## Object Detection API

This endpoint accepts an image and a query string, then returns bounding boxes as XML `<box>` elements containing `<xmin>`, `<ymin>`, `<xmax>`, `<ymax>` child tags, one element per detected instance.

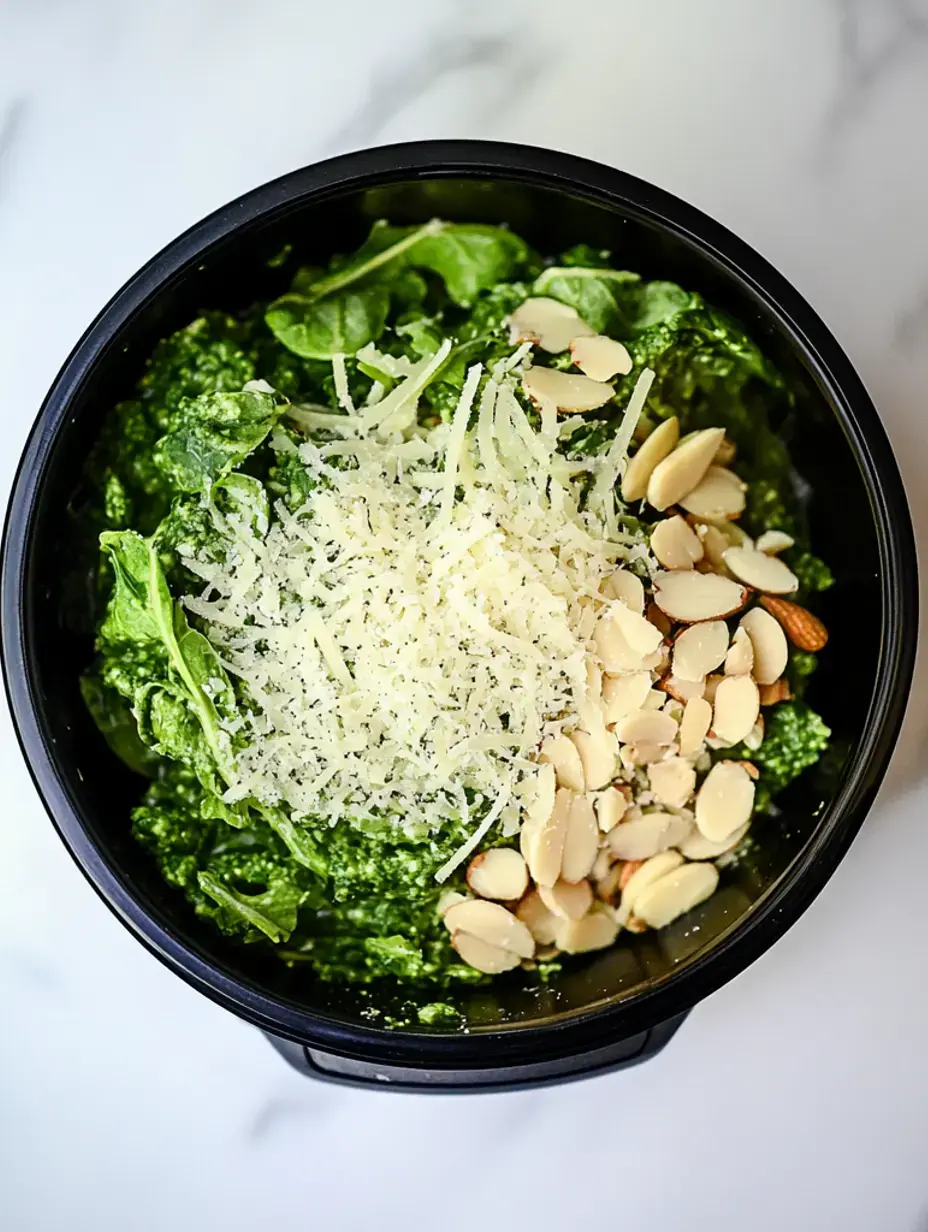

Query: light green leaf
<box><xmin>265</xmin><ymin>286</ymin><xmax>390</xmax><ymax>359</ymax></box>
<box><xmin>154</xmin><ymin>388</ymin><xmax>283</xmax><ymax>494</ymax></box>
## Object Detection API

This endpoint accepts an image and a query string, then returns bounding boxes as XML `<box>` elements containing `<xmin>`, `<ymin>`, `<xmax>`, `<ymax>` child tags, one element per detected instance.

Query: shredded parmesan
<box><xmin>182</xmin><ymin>353</ymin><xmax>651</xmax><ymax>873</ymax></box>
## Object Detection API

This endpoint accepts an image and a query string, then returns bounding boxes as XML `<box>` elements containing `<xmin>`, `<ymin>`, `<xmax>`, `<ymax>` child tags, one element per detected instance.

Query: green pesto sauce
<box><xmin>79</xmin><ymin>222</ymin><xmax>834</xmax><ymax>992</ymax></box>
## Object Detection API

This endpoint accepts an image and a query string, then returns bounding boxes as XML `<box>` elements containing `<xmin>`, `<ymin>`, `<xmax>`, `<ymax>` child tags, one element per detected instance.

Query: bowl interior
<box><xmin>21</xmin><ymin>173</ymin><xmax>881</xmax><ymax>1035</ymax></box>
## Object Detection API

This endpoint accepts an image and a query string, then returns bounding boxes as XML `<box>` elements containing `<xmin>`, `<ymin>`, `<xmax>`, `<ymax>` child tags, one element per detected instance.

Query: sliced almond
<box><xmin>515</xmin><ymin>889</ymin><xmax>559</xmax><ymax>945</ymax></box>
<box><xmin>621</xmin><ymin>415</ymin><xmax>680</xmax><ymax>503</ymax></box>
<box><xmin>696</xmin><ymin>522</ymin><xmax>734</xmax><ymax>574</ymax></box>
<box><xmin>601</xmin><ymin>568</ymin><xmax>645</xmax><ymax>613</ymax></box>
<box><xmin>678</xmin><ymin>696</ymin><xmax>713</xmax><ymax>757</ymax></box>
<box><xmin>724</xmin><ymin>626</ymin><xmax>754</xmax><ymax>676</ymax></box>
<box><xmin>653</xmin><ymin>571</ymin><xmax>748</xmax><ymax>623</ymax></box>
<box><xmin>593</xmin><ymin>613</ymin><xmax>648</xmax><ymax>673</ymax></box>
<box><xmin>616</xmin><ymin>850</ymin><xmax>685</xmax><ymax>922</ymax></box>
<box><xmin>703</xmin><ymin>673</ymin><xmax>724</xmax><ymax>704</ymax></box>
<box><xmin>555</xmin><ymin>904</ymin><xmax>619</xmax><ymax>954</ymax></box>
<box><xmin>570</xmin><ymin>334</ymin><xmax>633</xmax><ymax>380</ymax></box>
<box><xmin>444</xmin><ymin>899</ymin><xmax>535</xmax><ymax>959</ymax></box>
<box><xmin>659</xmin><ymin>673</ymin><xmax>706</xmax><ymax>703</ymax></box>
<box><xmin>466</xmin><ymin>849</ymin><xmax>529</xmax><ymax>902</ymax></box>
<box><xmin>523</xmin><ymin>365</ymin><xmax>613</xmax><ymax>412</ymax></box>
<box><xmin>739</xmin><ymin>606</ymin><xmax>789</xmax><ymax>685</ymax></box>
<box><xmin>714</xmin><ymin>437</ymin><xmax>737</xmax><ymax>465</ymax></box>
<box><xmin>759</xmin><ymin>595</ymin><xmax>829</xmax><ymax>652</ymax></box>
<box><xmin>743</xmin><ymin>717</ymin><xmax>765</xmax><ymax>751</ymax></box>
<box><xmin>672</xmin><ymin>620</ymin><xmax>730</xmax><ymax>681</ymax></box>
<box><xmin>437</xmin><ymin>890</ymin><xmax>468</xmax><ymax>918</ymax></box>
<box><xmin>620</xmin><ymin>740</ymin><xmax>667</xmax><ymax>767</ymax></box>
<box><xmin>646</xmin><ymin>601</ymin><xmax>672</xmax><ymax>637</ymax></box>
<box><xmin>695</xmin><ymin>760</ymin><xmax>755</xmax><ymax>841</ymax></box>
<box><xmin>647</xmin><ymin>757</ymin><xmax>697</xmax><ymax>809</ymax></box>
<box><xmin>712</xmin><ymin>674</ymin><xmax>760</xmax><ymax>745</ymax></box>
<box><xmin>561</xmin><ymin>792</ymin><xmax>600</xmax><ymax>882</ymax></box>
<box><xmin>678</xmin><ymin>823</ymin><xmax>749</xmax><ymax>860</ymax></box>
<box><xmin>539</xmin><ymin>734</ymin><xmax>586</xmax><ymax>792</ymax></box>
<box><xmin>602</xmin><ymin>671</ymin><xmax>652</xmax><ymax>725</ymax></box>
<box><xmin>650</xmin><ymin>515</ymin><xmax>704</xmax><ymax>571</ymax></box>
<box><xmin>451</xmin><ymin>931</ymin><xmax>522</xmax><ymax>974</ymax></box>
<box><xmin>595</xmin><ymin>785</ymin><xmax>629</xmax><ymax>833</ymax></box>
<box><xmin>614</xmin><ymin>708</ymin><xmax>678</xmax><ymax>747</ymax></box>
<box><xmin>723</xmin><ymin>546</ymin><xmax>799</xmax><ymax>594</ymax></box>
<box><xmin>591</xmin><ymin>848</ymin><xmax>614</xmax><ymax>882</ymax></box>
<box><xmin>633</xmin><ymin>862</ymin><xmax>719</xmax><ymax>929</ymax></box>
<box><xmin>508</xmin><ymin>296</ymin><xmax>595</xmax><ymax>353</ymax></box>
<box><xmin>642</xmin><ymin>688</ymin><xmax>667</xmax><ymax>711</ymax></box>
<box><xmin>680</xmin><ymin>465</ymin><xmax>747</xmax><ymax>520</ymax></box>
<box><xmin>607</xmin><ymin>812</ymin><xmax>693</xmax><ymax>860</ymax></box>
<box><xmin>570</xmin><ymin>726</ymin><xmax>618</xmax><ymax>791</ymax></box>
<box><xmin>610</xmin><ymin>602</ymin><xmax>664</xmax><ymax>657</ymax></box>
<box><xmin>521</xmin><ymin>787</ymin><xmax>570</xmax><ymax>887</ymax></box>
<box><xmin>646</xmin><ymin>427</ymin><xmax>726</xmax><ymax>511</ymax></box>
<box><xmin>755</xmin><ymin>529</ymin><xmax>794</xmax><ymax>555</ymax></box>
<box><xmin>538</xmin><ymin>878</ymin><xmax>594</xmax><ymax>921</ymax></box>
<box><xmin>595</xmin><ymin>861</ymin><xmax>625</xmax><ymax>904</ymax></box>
<box><xmin>759</xmin><ymin>678</ymin><xmax>792</xmax><ymax>706</ymax></box>
<box><xmin>739</xmin><ymin>760</ymin><xmax>760</xmax><ymax>780</ymax></box>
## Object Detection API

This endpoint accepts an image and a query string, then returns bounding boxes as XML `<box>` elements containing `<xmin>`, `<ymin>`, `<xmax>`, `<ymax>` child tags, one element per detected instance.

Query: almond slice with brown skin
<box><xmin>466</xmin><ymin>848</ymin><xmax>529</xmax><ymax>901</ymax></box>
<box><xmin>647</xmin><ymin>601</ymin><xmax>672</xmax><ymax>637</ymax></box>
<box><xmin>570</xmin><ymin>726</ymin><xmax>618</xmax><ymax>791</ymax></box>
<box><xmin>678</xmin><ymin>822</ymin><xmax>750</xmax><ymax>860</ymax></box>
<box><xmin>610</xmin><ymin>602</ymin><xmax>664</xmax><ymax>657</ymax></box>
<box><xmin>570</xmin><ymin>334</ymin><xmax>633</xmax><ymax>380</ymax></box>
<box><xmin>539</xmin><ymin>878</ymin><xmax>594</xmax><ymax>921</ymax></box>
<box><xmin>616</xmin><ymin>850</ymin><xmax>685</xmax><ymax>923</ymax></box>
<box><xmin>695</xmin><ymin>760</ymin><xmax>755</xmax><ymax>841</ymax></box>
<box><xmin>561</xmin><ymin>792</ymin><xmax>600</xmax><ymax>882</ymax></box>
<box><xmin>658</xmin><ymin>673</ymin><xmax>706</xmax><ymax>704</ymax></box>
<box><xmin>759</xmin><ymin>678</ymin><xmax>792</xmax><ymax>706</ymax></box>
<box><xmin>678</xmin><ymin>695</ymin><xmax>713</xmax><ymax>756</ymax></box>
<box><xmin>621</xmin><ymin>416</ymin><xmax>680</xmax><ymax>503</ymax></box>
<box><xmin>711</xmin><ymin>674</ymin><xmax>760</xmax><ymax>744</ymax></box>
<box><xmin>680</xmin><ymin>465</ymin><xmax>747</xmax><ymax>520</ymax></box>
<box><xmin>522</xmin><ymin>365</ymin><xmax>613</xmax><ymax>412</ymax></box>
<box><xmin>723</xmin><ymin>546</ymin><xmax>799</xmax><ymax>594</ymax></box>
<box><xmin>606</xmin><ymin>811</ymin><xmax>693</xmax><ymax>860</ymax></box>
<box><xmin>601</xmin><ymin>568</ymin><xmax>645</xmax><ymax>613</ymax></box>
<box><xmin>554</xmin><ymin>904</ymin><xmax>619</xmax><ymax>954</ymax></box>
<box><xmin>653</xmin><ymin>571</ymin><xmax>748</xmax><ymax>623</ymax></box>
<box><xmin>650</xmin><ymin>515</ymin><xmax>704</xmax><ymax>571</ymax></box>
<box><xmin>614</xmin><ymin>708</ymin><xmax>678</xmax><ymax>747</ymax></box>
<box><xmin>759</xmin><ymin>595</ymin><xmax>829</xmax><ymax>652</ymax></box>
<box><xmin>633</xmin><ymin>862</ymin><xmax>719</xmax><ymax>929</ymax></box>
<box><xmin>724</xmin><ymin>626</ymin><xmax>754</xmax><ymax>676</ymax></box>
<box><xmin>739</xmin><ymin>606</ymin><xmax>789</xmax><ymax>684</ymax></box>
<box><xmin>508</xmin><ymin>296</ymin><xmax>595</xmax><ymax>353</ymax></box>
<box><xmin>595</xmin><ymin>785</ymin><xmax>629</xmax><ymax>832</ymax></box>
<box><xmin>646</xmin><ymin>427</ymin><xmax>727</xmax><ymax>511</ymax></box>
<box><xmin>647</xmin><ymin>757</ymin><xmax>697</xmax><ymax>809</ymax></box>
<box><xmin>602</xmin><ymin>671</ymin><xmax>653</xmax><ymax>725</ymax></box>
<box><xmin>438</xmin><ymin>890</ymin><xmax>468</xmax><ymax>920</ymax></box>
<box><xmin>515</xmin><ymin>889</ymin><xmax>559</xmax><ymax>945</ymax></box>
<box><xmin>521</xmin><ymin>786</ymin><xmax>570</xmax><ymax>887</ymax></box>
<box><xmin>539</xmin><ymin>734</ymin><xmax>586</xmax><ymax>792</ymax></box>
<box><xmin>451</xmin><ymin>932</ymin><xmax>522</xmax><ymax>974</ymax></box>
<box><xmin>444</xmin><ymin>899</ymin><xmax>535</xmax><ymax>959</ymax></box>
<box><xmin>755</xmin><ymin>529</ymin><xmax>795</xmax><ymax>555</ymax></box>
<box><xmin>672</xmin><ymin>620</ymin><xmax>730</xmax><ymax>681</ymax></box>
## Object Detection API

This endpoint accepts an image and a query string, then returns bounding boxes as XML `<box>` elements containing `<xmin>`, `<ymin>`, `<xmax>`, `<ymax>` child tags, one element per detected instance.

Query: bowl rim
<box><xmin>1</xmin><ymin>139</ymin><xmax>917</xmax><ymax>1068</ymax></box>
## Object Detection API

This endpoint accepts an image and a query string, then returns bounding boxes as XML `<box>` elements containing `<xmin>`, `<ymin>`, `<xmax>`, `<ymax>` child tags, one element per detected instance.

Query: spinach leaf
<box><xmin>407</xmin><ymin>224</ymin><xmax>529</xmax><ymax>307</ymax></box>
<box><xmin>153</xmin><ymin>387</ymin><xmax>283</xmax><ymax>493</ymax></box>
<box><xmin>534</xmin><ymin>266</ymin><xmax>695</xmax><ymax>336</ymax></box>
<box><xmin>80</xmin><ymin>672</ymin><xmax>161</xmax><ymax>777</ymax></box>
<box><xmin>264</xmin><ymin>286</ymin><xmax>391</xmax><ymax>360</ymax></box>
<box><xmin>98</xmin><ymin>530</ymin><xmax>236</xmax><ymax>787</ymax></box>
<box><xmin>197</xmin><ymin>870</ymin><xmax>304</xmax><ymax>943</ymax></box>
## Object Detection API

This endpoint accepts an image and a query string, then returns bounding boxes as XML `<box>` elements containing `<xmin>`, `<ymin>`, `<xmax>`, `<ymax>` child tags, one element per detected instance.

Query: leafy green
<box><xmin>534</xmin><ymin>267</ymin><xmax>695</xmax><ymax>337</ymax></box>
<box><xmin>197</xmin><ymin>870</ymin><xmax>303</xmax><ymax>943</ymax></box>
<box><xmin>746</xmin><ymin>701</ymin><xmax>831</xmax><ymax>800</ymax></box>
<box><xmin>264</xmin><ymin>287</ymin><xmax>391</xmax><ymax>360</ymax></box>
<box><xmin>153</xmin><ymin>387</ymin><xmax>284</xmax><ymax>493</ymax></box>
<box><xmin>80</xmin><ymin>672</ymin><xmax>160</xmax><ymax>777</ymax></box>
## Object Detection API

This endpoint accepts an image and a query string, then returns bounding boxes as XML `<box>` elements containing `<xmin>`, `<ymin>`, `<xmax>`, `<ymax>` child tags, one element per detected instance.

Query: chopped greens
<box><xmin>80</xmin><ymin>219</ymin><xmax>833</xmax><ymax>994</ymax></box>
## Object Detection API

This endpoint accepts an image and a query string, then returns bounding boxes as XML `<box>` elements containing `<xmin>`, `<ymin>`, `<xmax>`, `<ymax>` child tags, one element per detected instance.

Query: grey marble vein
<box><xmin>0</xmin><ymin>97</ymin><xmax>26</xmax><ymax>203</ymax></box>
<box><xmin>323</xmin><ymin>24</ymin><xmax>535</xmax><ymax>154</ymax></box>
<box><xmin>824</xmin><ymin>0</ymin><xmax>928</xmax><ymax>147</ymax></box>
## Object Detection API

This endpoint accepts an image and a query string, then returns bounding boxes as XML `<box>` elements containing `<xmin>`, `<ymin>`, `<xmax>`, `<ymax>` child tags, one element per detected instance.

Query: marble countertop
<box><xmin>3</xmin><ymin>1</ymin><xmax>928</xmax><ymax>1229</ymax></box>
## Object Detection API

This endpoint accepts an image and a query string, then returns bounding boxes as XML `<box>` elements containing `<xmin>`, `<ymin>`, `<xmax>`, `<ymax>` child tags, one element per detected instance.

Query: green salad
<box><xmin>81</xmin><ymin>219</ymin><xmax>832</xmax><ymax>989</ymax></box>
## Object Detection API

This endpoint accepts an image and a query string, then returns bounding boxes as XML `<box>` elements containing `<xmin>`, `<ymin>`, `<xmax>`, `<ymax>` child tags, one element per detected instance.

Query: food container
<box><xmin>1</xmin><ymin>141</ymin><xmax>916</xmax><ymax>1091</ymax></box>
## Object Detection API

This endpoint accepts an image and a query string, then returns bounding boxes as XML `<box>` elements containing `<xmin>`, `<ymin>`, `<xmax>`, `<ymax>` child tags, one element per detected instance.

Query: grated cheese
<box><xmin>182</xmin><ymin>354</ymin><xmax>653</xmax><ymax>874</ymax></box>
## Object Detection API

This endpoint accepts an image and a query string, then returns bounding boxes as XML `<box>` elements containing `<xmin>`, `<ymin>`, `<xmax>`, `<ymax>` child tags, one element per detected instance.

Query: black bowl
<box><xmin>1</xmin><ymin>141</ymin><xmax>916</xmax><ymax>1091</ymax></box>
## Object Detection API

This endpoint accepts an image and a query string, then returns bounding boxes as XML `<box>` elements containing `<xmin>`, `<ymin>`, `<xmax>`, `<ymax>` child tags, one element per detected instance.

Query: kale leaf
<box><xmin>743</xmin><ymin>701</ymin><xmax>831</xmax><ymax>801</ymax></box>
<box><xmin>153</xmin><ymin>387</ymin><xmax>284</xmax><ymax>493</ymax></box>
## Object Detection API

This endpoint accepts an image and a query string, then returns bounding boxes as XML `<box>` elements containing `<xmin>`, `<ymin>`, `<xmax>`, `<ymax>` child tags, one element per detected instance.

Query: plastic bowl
<box><xmin>1</xmin><ymin>141</ymin><xmax>917</xmax><ymax>1089</ymax></box>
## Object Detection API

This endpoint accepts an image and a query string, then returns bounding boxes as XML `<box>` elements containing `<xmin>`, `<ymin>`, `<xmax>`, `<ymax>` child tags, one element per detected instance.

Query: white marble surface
<box><xmin>3</xmin><ymin>1</ymin><xmax>928</xmax><ymax>1228</ymax></box>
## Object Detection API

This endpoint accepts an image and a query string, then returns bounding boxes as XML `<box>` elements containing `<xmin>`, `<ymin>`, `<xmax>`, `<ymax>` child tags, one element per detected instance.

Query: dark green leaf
<box><xmin>534</xmin><ymin>266</ymin><xmax>695</xmax><ymax>337</ymax></box>
<box><xmin>80</xmin><ymin>672</ymin><xmax>160</xmax><ymax>777</ymax></box>
<box><xmin>265</xmin><ymin>287</ymin><xmax>390</xmax><ymax>359</ymax></box>
<box><xmin>154</xmin><ymin>388</ymin><xmax>283</xmax><ymax>493</ymax></box>
<box><xmin>407</xmin><ymin>224</ymin><xmax>529</xmax><ymax>306</ymax></box>
<box><xmin>197</xmin><ymin>870</ymin><xmax>303</xmax><ymax>942</ymax></box>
